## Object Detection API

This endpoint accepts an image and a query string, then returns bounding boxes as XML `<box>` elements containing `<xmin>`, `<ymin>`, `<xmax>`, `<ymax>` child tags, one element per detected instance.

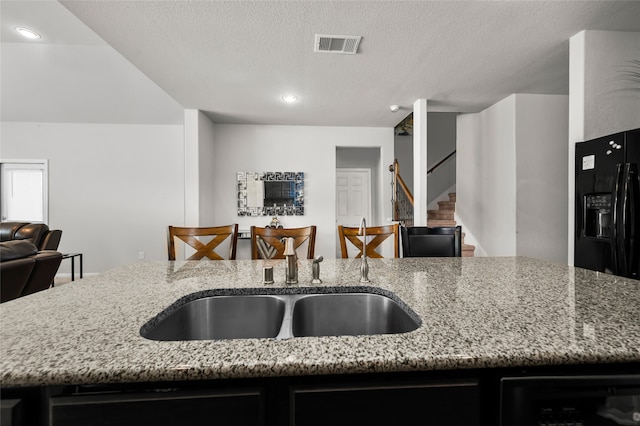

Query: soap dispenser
<box><xmin>284</xmin><ymin>237</ymin><xmax>298</xmax><ymax>285</ymax></box>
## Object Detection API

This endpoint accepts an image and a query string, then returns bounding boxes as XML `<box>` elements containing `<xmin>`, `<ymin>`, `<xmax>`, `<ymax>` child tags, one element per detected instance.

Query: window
<box><xmin>0</xmin><ymin>160</ymin><xmax>48</xmax><ymax>223</ymax></box>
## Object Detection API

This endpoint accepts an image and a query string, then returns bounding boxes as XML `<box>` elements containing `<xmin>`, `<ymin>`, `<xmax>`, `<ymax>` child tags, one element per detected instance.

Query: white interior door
<box><xmin>336</xmin><ymin>168</ymin><xmax>371</xmax><ymax>257</ymax></box>
<box><xmin>1</xmin><ymin>160</ymin><xmax>48</xmax><ymax>223</ymax></box>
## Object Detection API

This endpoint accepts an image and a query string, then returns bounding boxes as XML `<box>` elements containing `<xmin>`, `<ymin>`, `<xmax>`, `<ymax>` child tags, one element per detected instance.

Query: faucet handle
<box><xmin>284</xmin><ymin>237</ymin><xmax>296</xmax><ymax>256</ymax></box>
<box><xmin>311</xmin><ymin>255</ymin><xmax>323</xmax><ymax>284</ymax></box>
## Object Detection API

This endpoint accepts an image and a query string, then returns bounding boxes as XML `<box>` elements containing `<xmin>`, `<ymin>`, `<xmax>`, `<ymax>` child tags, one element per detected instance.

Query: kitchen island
<box><xmin>1</xmin><ymin>257</ymin><xmax>639</xmax><ymax>425</ymax></box>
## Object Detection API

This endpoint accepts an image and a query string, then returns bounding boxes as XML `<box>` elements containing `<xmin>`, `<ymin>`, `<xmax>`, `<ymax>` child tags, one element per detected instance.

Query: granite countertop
<box><xmin>1</xmin><ymin>257</ymin><xmax>639</xmax><ymax>388</ymax></box>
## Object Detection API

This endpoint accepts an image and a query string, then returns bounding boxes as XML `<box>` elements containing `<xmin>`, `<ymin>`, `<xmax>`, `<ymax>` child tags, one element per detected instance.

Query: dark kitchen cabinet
<box><xmin>290</xmin><ymin>378</ymin><xmax>480</xmax><ymax>426</ymax></box>
<box><xmin>49</xmin><ymin>387</ymin><xmax>265</xmax><ymax>426</ymax></box>
<box><xmin>5</xmin><ymin>364</ymin><xmax>636</xmax><ymax>426</ymax></box>
<box><xmin>0</xmin><ymin>399</ymin><xmax>23</xmax><ymax>426</ymax></box>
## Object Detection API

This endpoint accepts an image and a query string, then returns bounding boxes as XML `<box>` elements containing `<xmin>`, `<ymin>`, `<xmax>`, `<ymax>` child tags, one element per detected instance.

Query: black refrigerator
<box><xmin>575</xmin><ymin>128</ymin><xmax>639</xmax><ymax>280</ymax></box>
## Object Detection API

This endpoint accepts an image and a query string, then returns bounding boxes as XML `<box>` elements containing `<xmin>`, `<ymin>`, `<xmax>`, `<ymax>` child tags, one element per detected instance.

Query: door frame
<box><xmin>0</xmin><ymin>159</ymin><xmax>49</xmax><ymax>224</ymax></box>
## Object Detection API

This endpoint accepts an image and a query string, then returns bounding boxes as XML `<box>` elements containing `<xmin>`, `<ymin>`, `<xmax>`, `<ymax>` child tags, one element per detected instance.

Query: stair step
<box><xmin>427</xmin><ymin>219</ymin><xmax>457</xmax><ymax>227</ymax></box>
<box><xmin>437</xmin><ymin>201</ymin><xmax>455</xmax><ymax>210</ymax></box>
<box><xmin>427</xmin><ymin>209</ymin><xmax>454</xmax><ymax>220</ymax></box>
<box><xmin>427</xmin><ymin>192</ymin><xmax>475</xmax><ymax>256</ymax></box>
<box><xmin>462</xmin><ymin>249</ymin><xmax>475</xmax><ymax>257</ymax></box>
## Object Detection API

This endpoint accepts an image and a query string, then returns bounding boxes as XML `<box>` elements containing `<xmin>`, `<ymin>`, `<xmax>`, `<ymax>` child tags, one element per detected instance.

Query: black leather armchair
<box><xmin>1</xmin><ymin>240</ymin><xmax>63</xmax><ymax>303</ymax></box>
<box><xmin>0</xmin><ymin>222</ymin><xmax>62</xmax><ymax>250</ymax></box>
<box><xmin>1</xmin><ymin>222</ymin><xmax>64</xmax><ymax>303</ymax></box>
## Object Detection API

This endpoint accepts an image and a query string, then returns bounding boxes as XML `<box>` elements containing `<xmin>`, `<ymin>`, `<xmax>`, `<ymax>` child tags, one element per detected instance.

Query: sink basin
<box><xmin>291</xmin><ymin>293</ymin><xmax>419</xmax><ymax>337</ymax></box>
<box><xmin>141</xmin><ymin>288</ymin><xmax>420</xmax><ymax>341</ymax></box>
<box><xmin>141</xmin><ymin>295</ymin><xmax>286</xmax><ymax>341</ymax></box>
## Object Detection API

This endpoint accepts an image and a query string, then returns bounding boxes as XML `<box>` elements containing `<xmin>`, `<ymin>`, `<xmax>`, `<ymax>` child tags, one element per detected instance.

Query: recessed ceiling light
<box><xmin>281</xmin><ymin>94</ymin><xmax>299</xmax><ymax>103</ymax></box>
<box><xmin>16</xmin><ymin>27</ymin><xmax>41</xmax><ymax>39</ymax></box>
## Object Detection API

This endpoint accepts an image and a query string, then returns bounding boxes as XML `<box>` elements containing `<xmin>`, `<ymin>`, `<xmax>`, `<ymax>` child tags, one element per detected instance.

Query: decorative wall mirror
<box><xmin>237</xmin><ymin>171</ymin><xmax>304</xmax><ymax>216</ymax></box>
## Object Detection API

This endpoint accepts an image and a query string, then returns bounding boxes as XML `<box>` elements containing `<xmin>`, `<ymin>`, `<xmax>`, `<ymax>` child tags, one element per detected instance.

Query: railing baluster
<box><xmin>390</xmin><ymin>149</ymin><xmax>455</xmax><ymax>226</ymax></box>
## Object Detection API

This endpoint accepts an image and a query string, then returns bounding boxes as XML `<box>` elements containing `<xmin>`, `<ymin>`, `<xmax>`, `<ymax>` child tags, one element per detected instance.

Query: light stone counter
<box><xmin>1</xmin><ymin>257</ymin><xmax>639</xmax><ymax>388</ymax></box>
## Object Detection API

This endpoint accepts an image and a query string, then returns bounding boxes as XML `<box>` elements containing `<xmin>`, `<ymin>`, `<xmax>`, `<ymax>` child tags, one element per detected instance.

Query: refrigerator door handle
<box><xmin>611</xmin><ymin>164</ymin><xmax>624</xmax><ymax>275</ymax></box>
<box><xmin>617</xmin><ymin>163</ymin><xmax>639</xmax><ymax>278</ymax></box>
<box><xmin>626</xmin><ymin>163</ymin><xmax>639</xmax><ymax>278</ymax></box>
<box><xmin>618</xmin><ymin>164</ymin><xmax>631</xmax><ymax>277</ymax></box>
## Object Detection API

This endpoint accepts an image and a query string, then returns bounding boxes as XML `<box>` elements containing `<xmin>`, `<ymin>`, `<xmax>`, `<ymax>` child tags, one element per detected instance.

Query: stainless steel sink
<box><xmin>141</xmin><ymin>295</ymin><xmax>286</xmax><ymax>341</ymax></box>
<box><xmin>291</xmin><ymin>293</ymin><xmax>419</xmax><ymax>337</ymax></box>
<box><xmin>141</xmin><ymin>289</ymin><xmax>420</xmax><ymax>341</ymax></box>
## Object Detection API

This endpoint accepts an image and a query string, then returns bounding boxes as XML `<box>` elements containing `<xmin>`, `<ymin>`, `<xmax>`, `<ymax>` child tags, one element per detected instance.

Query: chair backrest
<box><xmin>338</xmin><ymin>223</ymin><xmax>399</xmax><ymax>258</ymax></box>
<box><xmin>250</xmin><ymin>226</ymin><xmax>316</xmax><ymax>259</ymax></box>
<box><xmin>14</xmin><ymin>223</ymin><xmax>49</xmax><ymax>248</ymax></box>
<box><xmin>1</xmin><ymin>222</ymin><xmax>62</xmax><ymax>250</ymax></box>
<box><xmin>401</xmin><ymin>226</ymin><xmax>462</xmax><ymax>257</ymax></box>
<box><xmin>0</xmin><ymin>222</ymin><xmax>29</xmax><ymax>242</ymax></box>
<box><xmin>167</xmin><ymin>224</ymin><xmax>239</xmax><ymax>260</ymax></box>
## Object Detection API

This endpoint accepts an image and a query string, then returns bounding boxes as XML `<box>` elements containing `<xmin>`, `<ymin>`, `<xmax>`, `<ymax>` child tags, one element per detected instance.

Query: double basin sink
<box><xmin>141</xmin><ymin>288</ymin><xmax>420</xmax><ymax>341</ymax></box>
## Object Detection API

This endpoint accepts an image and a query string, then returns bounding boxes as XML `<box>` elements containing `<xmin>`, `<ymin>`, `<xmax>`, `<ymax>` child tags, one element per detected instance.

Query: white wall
<box><xmin>394</xmin><ymin>112</ymin><xmax>457</xmax><ymax>205</ymax></box>
<box><xmin>184</xmin><ymin>110</ymin><xmax>200</xmax><ymax>226</ymax></box>
<box><xmin>198</xmin><ymin>112</ymin><xmax>218</xmax><ymax>225</ymax></box>
<box><xmin>394</xmin><ymin>134</ymin><xmax>413</xmax><ymax>192</ymax></box>
<box><xmin>568</xmin><ymin>30</ymin><xmax>640</xmax><ymax>264</ymax></box>
<box><xmin>209</xmin><ymin>124</ymin><xmax>394</xmax><ymax>259</ymax></box>
<box><xmin>0</xmin><ymin>122</ymin><xmax>185</xmax><ymax>273</ymax></box>
<box><xmin>457</xmin><ymin>94</ymin><xmax>569</xmax><ymax>261</ymax></box>
<box><xmin>1</xmin><ymin>43</ymin><xmax>184</xmax><ymax>125</ymax></box>
<box><xmin>515</xmin><ymin>94</ymin><xmax>569</xmax><ymax>263</ymax></box>
<box><xmin>413</xmin><ymin>99</ymin><xmax>428</xmax><ymax>226</ymax></box>
<box><xmin>583</xmin><ymin>31</ymin><xmax>640</xmax><ymax>140</ymax></box>
<box><xmin>457</xmin><ymin>95</ymin><xmax>517</xmax><ymax>256</ymax></box>
<box><xmin>183</xmin><ymin>109</ymin><xmax>218</xmax><ymax>227</ymax></box>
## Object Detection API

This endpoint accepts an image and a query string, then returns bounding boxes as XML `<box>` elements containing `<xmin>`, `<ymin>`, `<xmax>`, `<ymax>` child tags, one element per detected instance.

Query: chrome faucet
<box><xmin>358</xmin><ymin>217</ymin><xmax>370</xmax><ymax>283</ymax></box>
<box><xmin>284</xmin><ymin>237</ymin><xmax>298</xmax><ymax>284</ymax></box>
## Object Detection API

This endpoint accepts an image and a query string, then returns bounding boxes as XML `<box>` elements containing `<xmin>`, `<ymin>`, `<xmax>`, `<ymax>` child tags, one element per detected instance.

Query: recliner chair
<box><xmin>0</xmin><ymin>222</ymin><xmax>62</xmax><ymax>250</ymax></box>
<box><xmin>0</xmin><ymin>240</ymin><xmax>63</xmax><ymax>303</ymax></box>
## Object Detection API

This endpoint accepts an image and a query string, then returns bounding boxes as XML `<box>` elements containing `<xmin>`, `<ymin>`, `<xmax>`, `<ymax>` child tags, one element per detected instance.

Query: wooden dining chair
<box><xmin>338</xmin><ymin>223</ymin><xmax>399</xmax><ymax>258</ymax></box>
<box><xmin>250</xmin><ymin>226</ymin><xmax>316</xmax><ymax>260</ymax></box>
<box><xmin>167</xmin><ymin>224</ymin><xmax>239</xmax><ymax>260</ymax></box>
<box><xmin>401</xmin><ymin>226</ymin><xmax>462</xmax><ymax>257</ymax></box>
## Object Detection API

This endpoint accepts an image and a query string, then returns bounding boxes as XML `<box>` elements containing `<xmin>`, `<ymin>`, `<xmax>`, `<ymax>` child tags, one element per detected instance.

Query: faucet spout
<box><xmin>358</xmin><ymin>218</ymin><xmax>370</xmax><ymax>283</ymax></box>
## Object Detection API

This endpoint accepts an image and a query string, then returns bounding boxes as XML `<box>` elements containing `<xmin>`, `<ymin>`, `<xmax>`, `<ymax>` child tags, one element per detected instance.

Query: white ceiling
<box><xmin>0</xmin><ymin>0</ymin><xmax>184</xmax><ymax>125</ymax></box>
<box><xmin>2</xmin><ymin>1</ymin><xmax>640</xmax><ymax>127</ymax></box>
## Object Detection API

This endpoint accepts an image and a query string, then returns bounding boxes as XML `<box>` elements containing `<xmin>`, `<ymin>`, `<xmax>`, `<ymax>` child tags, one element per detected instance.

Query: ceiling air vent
<box><xmin>314</xmin><ymin>34</ymin><xmax>361</xmax><ymax>55</ymax></box>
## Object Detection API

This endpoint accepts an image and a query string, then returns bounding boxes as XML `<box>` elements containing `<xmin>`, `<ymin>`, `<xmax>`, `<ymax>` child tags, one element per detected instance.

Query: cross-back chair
<box><xmin>250</xmin><ymin>226</ymin><xmax>316</xmax><ymax>260</ymax></box>
<box><xmin>167</xmin><ymin>224</ymin><xmax>239</xmax><ymax>261</ymax></box>
<box><xmin>401</xmin><ymin>225</ymin><xmax>462</xmax><ymax>257</ymax></box>
<box><xmin>337</xmin><ymin>223</ymin><xmax>399</xmax><ymax>258</ymax></box>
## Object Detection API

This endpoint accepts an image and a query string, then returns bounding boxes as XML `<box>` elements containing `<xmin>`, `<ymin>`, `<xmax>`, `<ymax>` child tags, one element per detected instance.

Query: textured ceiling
<box><xmin>3</xmin><ymin>1</ymin><xmax>640</xmax><ymax>127</ymax></box>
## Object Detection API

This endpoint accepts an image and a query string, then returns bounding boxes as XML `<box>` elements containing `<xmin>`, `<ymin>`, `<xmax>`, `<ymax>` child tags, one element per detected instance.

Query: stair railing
<box><xmin>389</xmin><ymin>159</ymin><xmax>414</xmax><ymax>226</ymax></box>
<box><xmin>427</xmin><ymin>150</ymin><xmax>456</xmax><ymax>175</ymax></box>
<box><xmin>390</xmin><ymin>150</ymin><xmax>456</xmax><ymax>227</ymax></box>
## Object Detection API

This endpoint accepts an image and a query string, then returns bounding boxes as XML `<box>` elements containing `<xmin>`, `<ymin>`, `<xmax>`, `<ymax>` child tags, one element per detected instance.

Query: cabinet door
<box><xmin>50</xmin><ymin>387</ymin><xmax>264</xmax><ymax>426</ymax></box>
<box><xmin>291</xmin><ymin>378</ymin><xmax>479</xmax><ymax>426</ymax></box>
<box><xmin>0</xmin><ymin>399</ymin><xmax>23</xmax><ymax>426</ymax></box>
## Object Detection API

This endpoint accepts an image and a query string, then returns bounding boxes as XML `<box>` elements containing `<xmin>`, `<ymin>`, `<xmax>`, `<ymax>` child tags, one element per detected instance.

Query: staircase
<box><xmin>427</xmin><ymin>193</ymin><xmax>476</xmax><ymax>257</ymax></box>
